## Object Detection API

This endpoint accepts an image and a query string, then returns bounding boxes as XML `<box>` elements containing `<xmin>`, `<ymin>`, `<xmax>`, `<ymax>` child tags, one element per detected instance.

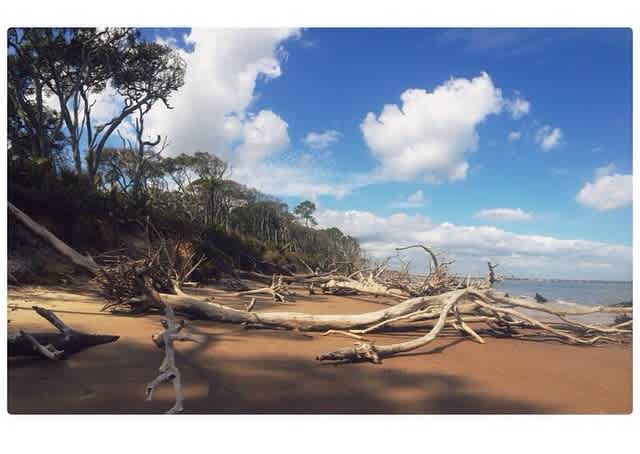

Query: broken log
<box><xmin>8</xmin><ymin>306</ymin><xmax>119</xmax><ymax>359</ymax></box>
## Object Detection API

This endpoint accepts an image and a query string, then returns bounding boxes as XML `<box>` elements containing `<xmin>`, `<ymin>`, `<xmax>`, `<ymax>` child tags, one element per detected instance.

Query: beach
<box><xmin>7</xmin><ymin>283</ymin><xmax>632</xmax><ymax>414</ymax></box>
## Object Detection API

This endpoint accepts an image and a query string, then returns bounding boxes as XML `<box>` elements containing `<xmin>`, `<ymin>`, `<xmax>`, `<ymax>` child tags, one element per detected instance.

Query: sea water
<box><xmin>493</xmin><ymin>279</ymin><xmax>632</xmax><ymax>306</ymax></box>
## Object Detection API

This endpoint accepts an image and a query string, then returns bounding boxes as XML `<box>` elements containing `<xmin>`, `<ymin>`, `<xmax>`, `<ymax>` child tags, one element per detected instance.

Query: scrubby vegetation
<box><xmin>8</xmin><ymin>27</ymin><xmax>364</xmax><ymax>282</ymax></box>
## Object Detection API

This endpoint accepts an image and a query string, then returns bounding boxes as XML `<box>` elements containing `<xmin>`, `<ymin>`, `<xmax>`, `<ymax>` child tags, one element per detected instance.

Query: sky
<box><xmin>120</xmin><ymin>28</ymin><xmax>633</xmax><ymax>280</ymax></box>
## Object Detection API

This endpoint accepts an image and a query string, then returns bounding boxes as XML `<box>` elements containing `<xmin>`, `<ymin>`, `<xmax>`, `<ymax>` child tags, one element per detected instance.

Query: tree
<box><xmin>293</xmin><ymin>200</ymin><xmax>317</xmax><ymax>227</ymax></box>
<box><xmin>161</xmin><ymin>152</ymin><xmax>230</xmax><ymax>226</ymax></box>
<box><xmin>7</xmin><ymin>28</ymin><xmax>185</xmax><ymax>178</ymax></box>
<box><xmin>7</xmin><ymin>30</ymin><xmax>67</xmax><ymax>170</ymax></box>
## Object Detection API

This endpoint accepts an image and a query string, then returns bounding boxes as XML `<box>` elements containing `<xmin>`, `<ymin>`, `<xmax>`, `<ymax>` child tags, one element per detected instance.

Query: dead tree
<box><xmin>9</xmin><ymin>202</ymin><xmax>633</xmax><ymax>367</ymax></box>
<box><xmin>487</xmin><ymin>262</ymin><xmax>499</xmax><ymax>285</ymax></box>
<box><xmin>9</xmin><ymin>306</ymin><xmax>119</xmax><ymax>359</ymax></box>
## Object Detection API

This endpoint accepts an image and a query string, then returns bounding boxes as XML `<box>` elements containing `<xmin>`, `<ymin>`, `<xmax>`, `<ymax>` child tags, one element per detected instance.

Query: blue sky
<box><xmin>132</xmin><ymin>28</ymin><xmax>632</xmax><ymax>280</ymax></box>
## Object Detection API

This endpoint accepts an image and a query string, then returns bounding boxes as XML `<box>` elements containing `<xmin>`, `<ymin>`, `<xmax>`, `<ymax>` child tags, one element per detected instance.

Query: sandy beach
<box><xmin>6</xmin><ymin>282</ymin><xmax>632</xmax><ymax>414</ymax></box>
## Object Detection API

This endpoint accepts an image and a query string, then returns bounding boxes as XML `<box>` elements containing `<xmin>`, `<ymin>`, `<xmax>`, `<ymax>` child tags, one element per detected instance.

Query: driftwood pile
<box><xmin>8</xmin><ymin>202</ymin><xmax>634</xmax><ymax>412</ymax></box>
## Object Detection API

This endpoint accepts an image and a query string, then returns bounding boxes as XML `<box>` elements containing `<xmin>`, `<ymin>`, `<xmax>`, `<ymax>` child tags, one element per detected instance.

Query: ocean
<box><xmin>493</xmin><ymin>279</ymin><xmax>632</xmax><ymax>307</ymax></box>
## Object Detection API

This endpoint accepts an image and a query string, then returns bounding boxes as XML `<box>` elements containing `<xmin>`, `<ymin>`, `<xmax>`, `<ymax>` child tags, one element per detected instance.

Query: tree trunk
<box><xmin>8</xmin><ymin>202</ymin><xmax>100</xmax><ymax>274</ymax></box>
<box><xmin>9</xmin><ymin>306</ymin><xmax>119</xmax><ymax>359</ymax></box>
<box><xmin>161</xmin><ymin>290</ymin><xmax>470</xmax><ymax>331</ymax></box>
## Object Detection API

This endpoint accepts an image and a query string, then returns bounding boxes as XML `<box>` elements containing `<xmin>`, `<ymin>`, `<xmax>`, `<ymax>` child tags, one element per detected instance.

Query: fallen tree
<box><xmin>9</xmin><ymin>306</ymin><xmax>119</xmax><ymax>359</ymax></box>
<box><xmin>9</xmin><ymin>201</ymin><xmax>633</xmax><ymax>369</ymax></box>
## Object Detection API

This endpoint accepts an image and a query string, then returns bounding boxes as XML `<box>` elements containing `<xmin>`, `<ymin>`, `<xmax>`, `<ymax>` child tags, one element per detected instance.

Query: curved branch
<box><xmin>317</xmin><ymin>290</ymin><xmax>467</xmax><ymax>362</ymax></box>
<box><xmin>396</xmin><ymin>244</ymin><xmax>439</xmax><ymax>272</ymax></box>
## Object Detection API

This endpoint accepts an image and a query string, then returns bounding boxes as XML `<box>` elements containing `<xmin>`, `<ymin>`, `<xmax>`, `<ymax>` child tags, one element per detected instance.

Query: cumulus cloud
<box><xmin>473</xmin><ymin>208</ymin><xmax>532</xmax><ymax>222</ymax></box>
<box><xmin>226</xmin><ymin>110</ymin><xmax>289</xmax><ymax>162</ymax></box>
<box><xmin>535</xmin><ymin>125</ymin><xmax>563</xmax><ymax>151</ymax></box>
<box><xmin>576</xmin><ymin>164</ymin><xmax>632</xmax><ymax>211</ymax></box>
<box><xmin>302</xmin><ymin>129</ymin><xmax>341</xmax><ymax>150</ymax></box>
<box><xmin>144</xmin><ymin>28</ymin><xmax>299</xmax><ymax>165</ymax></box>
<box><xmin>361</xmin><ymin>72</ymin><xmax>503</xmax><ymax>182</ymax></box>
<box><xmin>315</xmin><ymin>209</ymin><xmax>631</xmax><ymax>280</ymax></box>
<box><xmin>507</xmin><ymin>131</ymin><xmax>521</xmax><ymax>141</ymax></box>
<box><xmin>504</xmin><ymin>95</ymin><xmax>530</xmax><ymax>119</ymax></box>
<box><xmin>127</xmin><ymin>28</ymin><xmax>364</xmax><ymax>200</ymax></box>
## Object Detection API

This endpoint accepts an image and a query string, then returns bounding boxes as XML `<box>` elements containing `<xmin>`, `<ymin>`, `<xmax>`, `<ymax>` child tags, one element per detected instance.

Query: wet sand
<box><xmin>7</xmin><ymin>283</ymin><xmax>632</xmax><ymax>414</ymax></box>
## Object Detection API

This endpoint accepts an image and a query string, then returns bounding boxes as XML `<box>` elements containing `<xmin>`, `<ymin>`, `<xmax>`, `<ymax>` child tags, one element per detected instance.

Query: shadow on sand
<box><xmin>8</xmin><ymin>323</ymin><xmax>554</xmax><ymax>414</ymax></box>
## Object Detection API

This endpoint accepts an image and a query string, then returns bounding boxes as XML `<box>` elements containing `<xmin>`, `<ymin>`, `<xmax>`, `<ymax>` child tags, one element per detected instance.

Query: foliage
<box><xmin>294</xmin><ymin>200</ymin><xmax>317</xmax><ymax>227</ymax></box>
<box><xmin>7</xmin><ymin>27</ymin><xmax>364</xmax><ymax>280</ymax></box>
<box><xmin>7</xmin><ymin>27</ymin><xmax>185</xmax><ymax>177</ymax></box>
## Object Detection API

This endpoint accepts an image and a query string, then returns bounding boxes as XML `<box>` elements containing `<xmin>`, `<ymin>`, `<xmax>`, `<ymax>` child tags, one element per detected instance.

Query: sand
<box><xmin>7</xmin><ymin>283</ymin><xmax>632</xmax><ymax>414</ymax></box>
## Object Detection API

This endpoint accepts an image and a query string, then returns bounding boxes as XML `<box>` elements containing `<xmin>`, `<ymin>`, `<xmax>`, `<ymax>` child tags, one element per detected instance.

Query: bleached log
<box><xmin>163</xmin><ymin>290</ymin><xmax>469</xmax><ymax>331</ymax></box>
<box><xmin>317</xmin><ymin>290</ymin><xmax>467</xmax><ymax>363</ymax></box>
<box><xmin>321</xmin><ymin>277</ymin><xmax>408</xmax><ymax>299</ymax></box>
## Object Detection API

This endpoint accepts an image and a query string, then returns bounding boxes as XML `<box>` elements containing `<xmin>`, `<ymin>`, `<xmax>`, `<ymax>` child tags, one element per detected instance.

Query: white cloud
<box><xmin>473</xmin><ymin>208</ymin><xmax>532</xmax><ymax>222</ymax></box>
<box><xmin>144</xmin><ymin>28</ymin><xmax>299</xmax><ymax>165</ymax></box>
<box><xmin>576</xmin><ymin>164</ymin><xmax>632</xmax><ymax>211</ymax></box>
<box><xmin>302</xmin><ymin>129</ymin><xmax>341</xmax><ymax>150</ymax></box>
<box><xmin>507</xmin><ymin>131</ymin><xmax>521</xmax><ymax>141</ymax></box>
<box><xmin>361</xmin><ymin>72</ymin><xmax>503</xmax><ymax>182</ymax></box>
<box><xmin>504</xmin><ymin>95</ymin><xmax>530</xmax><ymax>119</ymax></box>
<box><xmin>315</xmin><ymin>209</ymin><xmax>631</xmax><ymax>280</ymax></box>
<box><xmin>228</xmin><ymin>110</ymin><xmax>289</xmax><ymax>162</ymax></box>
<box><xmin>132</xmin><ymin>28</ymin><xmax>359</xmax><ymax>200</ymax></box>
<box><xmin>230</xmin><ymin>164</ymin><xmax>354</xmax><ymax>200</ymax></box>
<box><xmin>535</xmin><ymin>125</ymin><xmax>563</xmax><ymax>151</ymax></box>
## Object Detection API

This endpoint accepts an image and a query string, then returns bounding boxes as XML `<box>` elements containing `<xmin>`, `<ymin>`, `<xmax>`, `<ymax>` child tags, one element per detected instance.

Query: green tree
<box><xmin>294</xmin><ymin>200</ymin><xmax>317</xmax><ymax>227</ymax></box>
<box><xmin>7</xmin><ymin>28</ymin><xmax>185</xmax><ymax>178</ymax></box>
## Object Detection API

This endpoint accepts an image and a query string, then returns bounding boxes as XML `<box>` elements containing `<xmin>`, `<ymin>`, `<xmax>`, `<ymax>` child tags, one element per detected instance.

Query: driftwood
<box><xmin>317</xmin><ymin>288</ymin><xmax>632</xmax><ymax>363</ymax></box>
<box><xmin>8</xmin><ymin>306</ymin><xmax>119</xmax><ymax>359</ymax></box>
<box><xmin>9</xmin><ymin>202</ymin><xmax>634</xmax><ymax>368</ymax></box>
<box><xmin>140</xmin><ymin>273</ymin><xmax>204</xmax><ymax>414</ymax></box>
<box><xmin>317</xmin><ymin>290</ymin><xmax>467</xmax><ymax>363</ymax></box>
<box><xmin>234</xmin><ymin>274</ymin><xmax>291</xmax><ymax>303</ymax></box>
<box><xmin>161</xmin><ymin>291</ymin><xmax>474</xmax><ymax>331</ymax></box>
<box><xmin>146</xmin><ymin>302</ymin><xmax>203</xmax><ymax>414</ymax></box>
